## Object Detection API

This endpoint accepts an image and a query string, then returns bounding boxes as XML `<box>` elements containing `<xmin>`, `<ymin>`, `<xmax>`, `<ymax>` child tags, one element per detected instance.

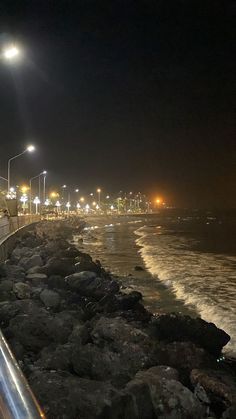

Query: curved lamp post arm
<box><xmin>7</xmin><ymin>150</ymin><xmax>27</xmax><ymax>192</ymax></box>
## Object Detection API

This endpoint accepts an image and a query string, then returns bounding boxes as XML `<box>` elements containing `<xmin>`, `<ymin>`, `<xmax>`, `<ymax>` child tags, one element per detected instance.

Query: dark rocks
<box><xmin>41</xmin><ymin>257</ymin><xmax>76</xmax><ymax>276</ymax></box>
<box><xmin>8</xmin><ymin>311</ymin><xmax>54</xmax><ymax>352</ymax></box>
<box><xmin>0</xmin><ymin>219</ymin><xmax>234</xmax><ymax>419</ymax></box>
<box><xmin>150</xmin><ymin>313</ymin><xmax>230</xmax><ymax>356</ymax></box>
<box><xmin>13</xmin><ymin>282</ymin><xmax>31</xmax><ymax>299</ymax></box>
<box><xmin>18</xmin><ymin>254</ymin><xmax>43</xmax><ymax>271</ymax></box>
<box><xmin>191</xmin><ymin>369</ymin><xmax>236</xmax><ymax>408</ymax></box>
<box><xmin>134</xmin><ymin>265</ymin><xmax>145</xmax><ymax>271</ymax></box>
<box><xmin>29</xmin><ymin>370</ymin><xmax>134</xmax><ymax>419</ymax></box>
<box><xmin>126</xmin><ymin>367</ymin><xmax>206</xmax><ymax>418</ymax></box>
<box><xmin>75</xmin><ymin>259</ymin><xmax>101</xmax><ymax>274</ymax></box>
<box><xmin>40</xmin><ymin>289</ymin><xmax>61</xmax><ymax>308</ymax></box>
<box><xmin>66</xmin><ymin>271</ymin><xmax>119</xmax><ymax>299</ymax></box>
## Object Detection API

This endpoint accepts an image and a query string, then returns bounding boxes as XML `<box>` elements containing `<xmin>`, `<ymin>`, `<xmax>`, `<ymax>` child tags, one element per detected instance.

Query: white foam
<box><xmin>135</xmin><ymin>226</ymin><xmax>236</xmax><ymax>354</ymax></box>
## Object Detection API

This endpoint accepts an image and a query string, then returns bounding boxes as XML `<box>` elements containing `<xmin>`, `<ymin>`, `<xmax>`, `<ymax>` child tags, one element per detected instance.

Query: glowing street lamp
<box><xmin>8</xmin><ymin>145</ymin><xmax>35</xmax><ymax>192</ymax></box>
<box><xmin>33</xmin><ymin>196</ymin><xmax>40</xmax><ymax>214</ymax></box>
<box><xmin>80</xmin><ymin>197</ymin><xmax>85</xmax><ymax>203</ymax></box>
<box><xmin>3</xmin><ymin>45</ymin><xmax>20</xmax><ymax>61</ymax></box>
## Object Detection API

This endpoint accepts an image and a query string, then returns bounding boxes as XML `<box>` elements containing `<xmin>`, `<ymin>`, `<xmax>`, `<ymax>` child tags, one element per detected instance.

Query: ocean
<box><xmin>76</xmin><ymin>210</ymin><xmax>236</xmax><ymax>356</ymax></box>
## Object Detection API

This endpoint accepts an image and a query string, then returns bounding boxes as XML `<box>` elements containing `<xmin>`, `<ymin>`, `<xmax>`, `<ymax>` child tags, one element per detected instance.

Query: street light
<box><xmin>8</xmin><ymin>145</ymin><xmax>35</xmax><ymax>192</ymax></box>
<box><xmin>97</xmin><ymin>188</ymin><xmax>101</xmax><ymax>206</ymax></box>
<box><xmin>29</xmin><ymin>170</ymin><xmax>46</xmax><ymax>214</ymax></box>
<box><xmin>2</xmin><ymin>45</ymin><xmax>20</xmax><ymax>61</ymax></box>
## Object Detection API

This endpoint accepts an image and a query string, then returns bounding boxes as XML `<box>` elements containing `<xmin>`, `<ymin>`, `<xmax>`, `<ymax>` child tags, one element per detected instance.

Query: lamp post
<box><xmin>97</xmin><ymin>188</ymin><xmax>101</xmax><ymax>207</ymax></box>
<box><xmin>33</xmin><ymin>197</ymin><xmax>40</xmax><ymax>215</ymax></box>
<box><xmin>8</xmin><ymin>145</ymin><xmax>35</xmax><ymax>192</ymax></box>
<box><xmin>29</xmin><ymin>170</ymin><xmax>46</xmax><ymax>215</ymax></box>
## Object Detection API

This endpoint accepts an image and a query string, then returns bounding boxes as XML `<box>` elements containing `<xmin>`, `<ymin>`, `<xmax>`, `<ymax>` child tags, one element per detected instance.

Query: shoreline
<box><xmin>0</xmin><ymin>219</ymin><xmax>235</xmax><ymax>418</ymax></box>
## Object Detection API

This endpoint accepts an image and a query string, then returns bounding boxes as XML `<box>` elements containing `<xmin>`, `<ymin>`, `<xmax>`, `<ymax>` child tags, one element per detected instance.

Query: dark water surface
<box><xmin>74</xmin><ymin>210</ymin><xmax>236</xmax><ymax>355</ymax></box>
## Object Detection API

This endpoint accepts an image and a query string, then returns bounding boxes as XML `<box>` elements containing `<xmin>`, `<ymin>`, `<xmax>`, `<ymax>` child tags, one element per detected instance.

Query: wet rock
<box><xmin>134</xmin><ymin>265</ymin><xmax>145</xmax><ymax>271</ymax></box>
<box><xmin>11</xmin><ymin>246</ymin><xmax>34</xmax><ymax>261</ymax></box>
<box><xmin>66</xmin><ymin>271</ymin><xmax>119</xmax><ymax>299</ymax></box>
<box><xmin>154</xmin><ymin>341</ymin><xmax>211</xmax><ymax>377</ymax></box>
<box><xmin>40</xmin><ymin>289</ymin><xmax>61</xmax><ymax>308</ymax></box>
<box><xmin>47</xmin><ymin>275</ymin><xmax>67</xmax><ymax>290</ymax></box>
<box><xmin>19</xmin><ymin>254</ymin><xmax>43</xmax><ymax>271</ymax></box>
<box><xmin>191</xmin><ymin>369</ymin><xmax>236</xmax><ymax>407</ymax></box>
<box><xmin>126</xmin><ymin>367</ymin><xmax>206</xmax><ymax>418</ymax></box>
<box><xmin>150</xmin><ymin>313</ymin><xmax>230</xmax><ymax>355</ymax></box>
<box><xmin>29</xmin><ymin>370</ymin><xmax>134</xmax><ymax>419</ymax></box>
<box><xmin>75</xmin><ymin>260</ymin><xmax>101</xmax><ymax>274</ymax></box>
<box><xmin>37</xmin><ymin>344</ymin><xmax>72</xmax><ymax>371</ymax></box>
<box><xmin>115</xmin><ymin>291</ymin><xmax>143</xmax><ymax>309</ymax></box>
<box><xmin>222</xmin><ymin>405</ymin><xmax>236</xmax><ymax>418</ymax></box>
<box><xmin>13</xmin><ymin>282</ymin><xmax>31</xmax><ymax>299</ymax></box>
<box><xmin>0</xmin><ymin>279</ymin><xmax>13</xmax><ymax>292</ymax></box>
<box><xmin>8</xmin><ymin>310</ymin><xmax>53</xmax><ymax>352</ymax></box>
<box><xmin>69</xmin><ymin>323</ymin><xmax>91</xmax><ymax>345</ymax></box>
<box><xmin>41</xmin><ymin>257</ymin><xmax>76</xmax><ymax>276</ymax></box>
<box><xmin>26</xmin><ymin>273</ymin><xmax>48</xmax><ymax>286</ymax></box>
<box><xmin>0</xmin><ymin>264</ymin><xmax>25</xmax><ymax>279</ymax></box>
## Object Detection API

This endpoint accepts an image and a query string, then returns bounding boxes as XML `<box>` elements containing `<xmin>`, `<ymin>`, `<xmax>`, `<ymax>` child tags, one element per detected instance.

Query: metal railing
<box><xmin>0</xmin><ymin>215</ymin><xmax>41</xmax><ymax>241</ymax></box>
<box><xmin>0</xmin><ymin>330</ymin><xmax>45</xmax><ymax>418</ymax></box>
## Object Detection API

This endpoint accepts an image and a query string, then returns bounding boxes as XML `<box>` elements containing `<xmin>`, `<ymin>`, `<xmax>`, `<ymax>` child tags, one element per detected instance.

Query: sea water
<box><xmin>79</xmin><ymin>210</ymin><xmax>236</xmax><ymax>355</ymax></box>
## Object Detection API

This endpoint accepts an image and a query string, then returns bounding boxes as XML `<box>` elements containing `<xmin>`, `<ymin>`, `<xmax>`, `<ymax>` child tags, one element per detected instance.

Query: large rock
<box><xmin>125</xmin><ymin>367</ymin><xmax>206</xmax><ymax>418</ymax></box>
<box><xmin>8</xmin><ymin>310</ymin><xmax>54</xmax><ymax>352</ymax></box>
<box><xmin>191</xmin><ymin>369</ymin><xmax>236</xmax><ymax>408</ymax></box>
<box><xmin>75</xmin><ymin>260</ymin><xmax>101</xmax><ymax>274</ymax></box>
<box><xmin>150</xmin><ymin>314</ymin><xmax>230</xmax><ymax>355</ymax></box>
<box><xmin>0</xmin><ymin>264</ymin><xmax>25</xmax><ymax>280</ymax></box>
<box><xmin>29</xmin><ymin>370</ymin><xmax>134</xmax><ymax>419</ymax></box>
<box><xmin>40</xmin><ymin>289</ymin><xmax>61</xmax><ymax>309</ymax></box>
<box><xmin>26</xmin><ymin>273</ymin><xmax>48</xmax><ymax>286</ymax></box>
<box><xmin>11</xmin><ymin>246</ymin><xmax>34</xmax><ymax>261</ymax></box>
<box><xmin>41</xmin><ymin>257</ymin><xmax>76</xmax><ymax>276</ymax></box>
<box><xmin>13</xmin><ymin>282</ymin><xmax>31</xmax><ymax>299</ymax></box>
<box><xmin>65</xmin><ymin>271</ymin><xmax>119</xmax><ymax>299</ymax></box>
<box><xmin>19</xmin><ymin>254</ymin><xmax>43</xmax><ymax>271</ymax></box>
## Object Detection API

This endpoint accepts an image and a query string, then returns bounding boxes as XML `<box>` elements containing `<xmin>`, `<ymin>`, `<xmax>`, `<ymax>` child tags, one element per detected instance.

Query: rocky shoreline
<box><xmin>0</xmin><ymin>219</ymin><xmax>235</xmax><ymax>418</ymax></box>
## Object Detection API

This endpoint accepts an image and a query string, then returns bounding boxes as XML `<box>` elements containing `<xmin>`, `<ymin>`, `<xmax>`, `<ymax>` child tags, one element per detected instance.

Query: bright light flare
<box><xmin>27</xmin><ymin>145</ymin><xmax>35</xmax><ymax>152</ymax></box>
<box><xmin>3</xmin><ymin>45</ymin><xmax>20</xmax><ymax>60</ymax></box>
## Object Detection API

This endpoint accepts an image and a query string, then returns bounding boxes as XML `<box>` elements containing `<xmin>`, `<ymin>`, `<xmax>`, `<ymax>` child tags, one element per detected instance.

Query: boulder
<box><xmin>134</xmin><ymin>265</ymin><xmax>145</xmax><ymax>271</ymax></box>
<box><xmin>65</xmin><ymin>272</ymin><xmax>119</xmax><ymax>299</ymax></box>
<box><xmin>47</xmin><ymin>275</ymin><xmax>67</xmax><ymax>290</ymax></box>
<box><xmin>75</xmin><ymin>260</ymin><xmax>101</xmax><ymax>274</ymax></box>
<box><xmin>37</xmin><ymin>344</ymin><xmax>72</xmax><ymax>371</ymax></box>
<box><xmin>13</xmin><ymin>282</ymin><xmax>31</xmax><ymax>299</ymax></box>
<box><xmin>41</xmin><ymin>257</ymin><xmax>76</xmax><ymax>276</ymax></box>
<box><xmin>11</xmin><ymin>246</ymin><xmax>34</xmax><ymax>261</ymax></box>
<box><xmin>0</xmin><ymin>264</ymin><xmax>25</xmax><ymax>279</ymax></box>
<box><xmin>26</xmin><ymin>273</ymin><xmax>48</xmax><ymax>286</ymax></box>
<box><xmin>40</xmin><ymin>289</ymin><xmax>61</xmax><ymax>309</ymax></box>
<box><xmin>125</xmin><ymin>367</ymin><xmax>206</xmax><ymax>418</ymax></box>
<box><xmin>0</xmin><ymin>279</ymin><xmax>13</xmax><ymax>292</ymax></box>
<box><xmin>191</xmin><ymin>369</ymin><xmax>236</xmax><ymax>407</ymax></box>
<box><xmin>150</xmin><ymin>314</ymin><xmax>230</xmax><ymax>356</ymax></box>
<box><xmin>29</xmin><ymin>370</ymin><xmax>134</xmax><ymax>419</ymax></box>
<box><xmin>19</xmin><ymin>254</ymin><xmax>43</xmax><ymax>271</ymax></box>
<box><xmin>8</xmin><ymin>310</ymin><xmax>54</xmax><ymax>352</ymax></box>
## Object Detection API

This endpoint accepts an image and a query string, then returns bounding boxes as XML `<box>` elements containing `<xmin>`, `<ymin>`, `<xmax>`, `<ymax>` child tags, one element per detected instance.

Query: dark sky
<box><xmin>0</xmin><ymin>0</ymin><xmax>235</xmax><ymax>208</ymax></box>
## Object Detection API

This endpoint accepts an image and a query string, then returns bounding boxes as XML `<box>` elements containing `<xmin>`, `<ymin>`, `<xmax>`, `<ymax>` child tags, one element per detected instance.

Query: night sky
<box><xmin>0</xmin><ymin>0</ymin><xmax>235</xmax><ymax>208</ymax></box>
